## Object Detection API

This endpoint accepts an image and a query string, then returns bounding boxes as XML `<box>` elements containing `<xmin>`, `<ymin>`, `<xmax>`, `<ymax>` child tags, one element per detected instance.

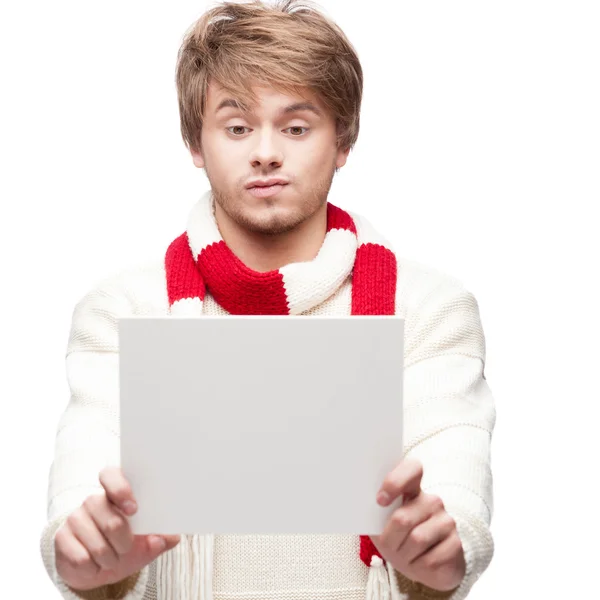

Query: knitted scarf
<box><xmin>159</xmin><ymin>189</ymin><xmax>398</xmax><ymax>600</ymax></box>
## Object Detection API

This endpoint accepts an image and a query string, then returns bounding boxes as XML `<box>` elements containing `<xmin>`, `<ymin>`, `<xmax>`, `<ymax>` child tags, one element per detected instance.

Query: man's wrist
<box><xmin>394</xmin><ymin>568</ymin><xmax>460</xmax><ymax>599</ymax></box>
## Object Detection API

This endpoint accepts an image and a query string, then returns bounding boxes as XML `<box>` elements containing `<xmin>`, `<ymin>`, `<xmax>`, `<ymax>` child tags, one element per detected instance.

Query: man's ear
<box><xmin>190</xmin><ymin>146</ymin><xmax>205</xmax><ymax>169</ymax></box>
<box><xmin>335</xmin><ymin>145</ymin><xmax>351</xmax><ymax>169</ymax></box>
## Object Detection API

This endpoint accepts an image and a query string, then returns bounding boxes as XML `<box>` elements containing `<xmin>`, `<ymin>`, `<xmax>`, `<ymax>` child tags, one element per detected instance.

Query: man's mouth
<box><xmin>246</xmin><ymin>183</ymin><xmax>288</xmax><ymax>197</ymax></box>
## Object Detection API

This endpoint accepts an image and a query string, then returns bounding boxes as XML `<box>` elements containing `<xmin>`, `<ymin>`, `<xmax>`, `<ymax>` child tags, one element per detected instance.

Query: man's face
<box><xmin>190</xmin><ymin>79</ymin><xmax>350</xmax><ymax>235</ymax></box>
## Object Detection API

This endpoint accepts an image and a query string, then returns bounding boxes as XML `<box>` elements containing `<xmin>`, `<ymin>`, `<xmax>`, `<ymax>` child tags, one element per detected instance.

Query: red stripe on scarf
<box><xmin>352</xmin><ymin>244</ymin><xmax>397</xmax><ymax>315</ymax></box>
<box><xmin>197</xmin><ymin>241</ymin><xmax>289</xmax><ymax>315</ymax></box>
<box><xmin>165</xmin><ymin>233</ymin><xmax>206</xmax><ymax>305</ymax></box>
<box><xmin>360</xmin><ymin>534</ymin><xmax>384</xmax><ymax>565</ymax></box>
<box><xmin>326</xmin><ymin>202</ymin><xmax>357</xmax><ymax>234</ymax></box>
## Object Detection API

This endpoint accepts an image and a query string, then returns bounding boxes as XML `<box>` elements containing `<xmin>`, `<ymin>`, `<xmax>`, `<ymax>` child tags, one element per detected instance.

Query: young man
<box><xmin>40</xmin><ymin>1</ymin><xmax>496</xmax><ymax>599</ymax></box>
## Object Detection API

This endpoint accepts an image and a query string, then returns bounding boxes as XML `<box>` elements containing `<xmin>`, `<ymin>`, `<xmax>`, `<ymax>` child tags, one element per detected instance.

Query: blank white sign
<box><xmin>119</xmin><ymin>316</ymin><xmax>404</xmax><ymax>535</ymax></box>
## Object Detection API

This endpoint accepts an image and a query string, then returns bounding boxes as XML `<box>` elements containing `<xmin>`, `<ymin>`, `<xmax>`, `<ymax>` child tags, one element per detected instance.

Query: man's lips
<box><xmin>246</xmin><ymin>179</ymin><xmax>289</xmax><ymax>188</ymax></box>
<box><xmin>249</xmin><ymin>183</ymin><xmax>288</xmax><ymax>188</ymax></box>
<box><xmin>246</xmin><ymin>183</ymin><xmax>288</xmax><ymax>197</ymax></box>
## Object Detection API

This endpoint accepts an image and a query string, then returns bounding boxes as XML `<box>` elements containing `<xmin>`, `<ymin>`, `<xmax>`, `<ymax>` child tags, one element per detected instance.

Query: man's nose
<box><xmin>249</xmin><ymin>130</ymin><xmax>283</xmax><ymax>168</ymax></box>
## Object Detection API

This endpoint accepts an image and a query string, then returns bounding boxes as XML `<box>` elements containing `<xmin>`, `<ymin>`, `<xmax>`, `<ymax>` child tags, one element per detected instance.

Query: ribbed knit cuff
<box><xmin>391</xmin><ymin>568</ymin><xmax>458</xmax><ymax>599</ymax></box>
<box><xmin>445</xmin><ymin>504</ymin><xmax>494</xmax><ymax>598</ymax></box>
<box><xmin>40</xmin><ymin>513</ymin><xmax>150</xmax><ymax>600</ymax></box>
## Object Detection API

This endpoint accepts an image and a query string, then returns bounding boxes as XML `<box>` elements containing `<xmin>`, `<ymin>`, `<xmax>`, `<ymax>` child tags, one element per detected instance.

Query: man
<box><xmin>40</xmin><ymin>1</ymin><xmax>495</xmax><ymax>599</ymax></box>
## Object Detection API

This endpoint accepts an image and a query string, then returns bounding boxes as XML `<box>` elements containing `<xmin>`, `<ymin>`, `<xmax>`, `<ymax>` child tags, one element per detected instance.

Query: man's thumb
<box><xmin>148</xmin><ymin>534</ymin><xmax>181</xmax><ymax>555</ymax></box>
<box><xmin>161</xmin><ymin>534</ymin><xmax>181</xmax><ymax>552</ymax></box>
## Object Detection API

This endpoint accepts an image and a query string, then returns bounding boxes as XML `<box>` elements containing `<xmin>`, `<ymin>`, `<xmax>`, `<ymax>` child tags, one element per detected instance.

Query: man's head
<box><xmin>175</xmin><ymin>0</ymin><xmax>363</xmax><ymax>235</ymax></box>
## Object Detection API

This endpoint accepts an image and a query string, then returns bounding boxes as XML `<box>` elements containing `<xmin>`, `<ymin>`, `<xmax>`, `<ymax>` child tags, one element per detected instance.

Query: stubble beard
<box><xmin>206</xmin><ymin>161</ymin><xmax>338</xmax><ymax>236</ymax></box>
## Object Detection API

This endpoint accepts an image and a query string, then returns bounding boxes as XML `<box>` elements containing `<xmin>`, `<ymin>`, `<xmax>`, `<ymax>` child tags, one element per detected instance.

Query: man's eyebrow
<box><xmin>215</xmin><ymin>98</ymin><xmax>244</xmax><ymax>113</ymax></box>
<box><xmin>215</xmin><ymin>98</ymin><xmax>323</xmax><ymax>117</ymax></box>
<box><xmin>280</xmin><ymin>102</ymin><xmax>323</xmax><ymax>117</ymax></box>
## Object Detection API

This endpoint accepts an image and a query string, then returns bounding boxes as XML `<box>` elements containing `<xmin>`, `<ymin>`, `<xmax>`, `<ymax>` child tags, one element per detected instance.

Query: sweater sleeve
<box><xmin>389</xmin><ymin>277</ymin><xmax>496</xmax><ymax>599</ymax></box>
<box><xmin>40</xmin><ymin>273</ymin><xmax>151</xmax><ymax>599</ymax></box>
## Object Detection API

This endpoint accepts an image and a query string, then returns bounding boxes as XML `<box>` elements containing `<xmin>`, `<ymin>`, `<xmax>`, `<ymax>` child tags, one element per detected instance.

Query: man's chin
<box><xmin>239</xmin><ymin>208</ymin><xmax>303</xmax><ymax>235</ymax></box>
<box><xmin>212</xmin><ymin>187</ymin><xmax>323</xmax><ymax>235</ymax></box>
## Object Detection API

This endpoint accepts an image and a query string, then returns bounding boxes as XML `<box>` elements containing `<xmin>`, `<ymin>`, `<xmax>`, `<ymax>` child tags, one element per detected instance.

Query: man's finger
<box><xmin>376</xmin><ymin>494</ymin><xmax>432</xmax><ymax>553</ymax></box>
<box><xmin>99</xmin><ymin>467</ymin><xmax>137</xmax><ymax>516</ymax></box>
<box><xmin>87</xmin><ymin>498</ymin><xmax>135</xmax><ymax>556</ymax></box>
<box><xmin>377</xmin><ymin>458</ymin><xmax>423</xmax><ymax>506</ymax></box>
<box><xmin>55</xmin><ymin>524</ymin><xmax>101</xmax><ymax>580</ymax></box>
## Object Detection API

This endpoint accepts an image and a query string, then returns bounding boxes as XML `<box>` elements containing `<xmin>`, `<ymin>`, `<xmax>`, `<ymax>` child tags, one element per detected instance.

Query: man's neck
<box><xmin>214</xmin><ymin>202</ymin><xmax>328</xmax><ymax>272</ymax></box>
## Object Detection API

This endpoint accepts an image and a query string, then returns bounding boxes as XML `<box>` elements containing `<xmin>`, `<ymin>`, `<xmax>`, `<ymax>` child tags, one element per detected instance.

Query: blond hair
<box><xmin>175</xmin><ymin>0</ymin><xmax>363</xmax><ymax>153</ymax></box>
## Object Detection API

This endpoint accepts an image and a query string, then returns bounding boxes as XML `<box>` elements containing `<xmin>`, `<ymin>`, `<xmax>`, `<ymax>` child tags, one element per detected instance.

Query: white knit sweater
<box><xmin>40</xmin><ymin>246</ymin><xmax>496</xmax><ymax>600</ymax></box>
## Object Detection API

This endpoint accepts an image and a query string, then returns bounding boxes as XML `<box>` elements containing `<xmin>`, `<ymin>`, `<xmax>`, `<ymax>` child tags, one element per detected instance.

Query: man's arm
<box><xmin>40</xmin><ymin>274</ymin><xmax>151</xmax><ymax>599</ymax></box>
<box><xmin>389</xmin><ymin>277</ymin><xmax>496</xmax><ymax>599</ymax></box>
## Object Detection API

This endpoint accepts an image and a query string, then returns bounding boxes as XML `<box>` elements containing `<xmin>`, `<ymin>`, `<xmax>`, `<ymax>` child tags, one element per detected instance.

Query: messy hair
<box><xmin>175</xmin><ymin>0</ymin><xmax>363</xmax><ymax>153</ymax></box>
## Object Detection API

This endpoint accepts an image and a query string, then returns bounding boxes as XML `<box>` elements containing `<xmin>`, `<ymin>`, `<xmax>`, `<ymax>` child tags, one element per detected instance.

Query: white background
<box><xmin>1</xmin><ymin>0</ymin><xmax>598</xmax><ymax>596</ymax></box>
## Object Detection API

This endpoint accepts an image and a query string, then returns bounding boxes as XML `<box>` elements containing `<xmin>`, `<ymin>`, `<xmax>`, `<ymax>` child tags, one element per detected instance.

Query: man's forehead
<box><xmin>207</xmin><ymin>80</ymin><xmax>323</xmax><ymax>116</ymax></box>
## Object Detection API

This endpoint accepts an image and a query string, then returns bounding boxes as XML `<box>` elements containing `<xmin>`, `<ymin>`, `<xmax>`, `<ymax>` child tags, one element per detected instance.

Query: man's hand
<box><xmin>55</xmin><ymin>467</ymin><xmax>181</xmax><ymax>592</ymax></box>
<box><xmin>370</xmin><ymin>458</ymin><xmax>466</xmax><ymax>593</ymax></box>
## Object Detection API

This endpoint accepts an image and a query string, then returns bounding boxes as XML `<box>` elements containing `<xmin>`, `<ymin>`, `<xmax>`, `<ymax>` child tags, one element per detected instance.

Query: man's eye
<box><xmin>286</xmin><ymin>127</ymin><xmax>308</xmax><ymax>136</ymax></box>
<box><xmin>226</xmin><ymin>126</ymin><xmax>309</xmax><ymax>136</ymax></box>
<box><xmin>227</xmin><ymin>126</ymin><xmax>249</xmax><ymax>136</ymax></box>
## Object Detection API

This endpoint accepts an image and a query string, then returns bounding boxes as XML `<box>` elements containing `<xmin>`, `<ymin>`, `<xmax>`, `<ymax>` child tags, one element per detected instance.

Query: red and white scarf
<box><xmin>158</xmin><ymin>190</ymin><xmax>398</xmax><ymax>600</ymax></box>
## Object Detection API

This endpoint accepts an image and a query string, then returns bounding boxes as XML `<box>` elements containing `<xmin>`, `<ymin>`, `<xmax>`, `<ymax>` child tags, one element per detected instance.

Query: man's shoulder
<box><xmin>394</xmin><ymin>256</ymin><xmax>486</xmax><ymax>365</ymax></box>
<box><xmin>395</xmin><ymin>255</ymin><xmax>470</xmax><ymax>314</ymax></box>
<box><xmin>346</xmin><ymin>208</ymin><xmax>469</xmax><ymax>306</ymax></box>
<box><xmin>66</xmin><ymin>257</ymin><xmax>169</xmax><ymax>354</ymax></box>
<box><xmin>73</xmin><ymin>256</ymin><xmax>169</xmax><ymax>317</ymax></box>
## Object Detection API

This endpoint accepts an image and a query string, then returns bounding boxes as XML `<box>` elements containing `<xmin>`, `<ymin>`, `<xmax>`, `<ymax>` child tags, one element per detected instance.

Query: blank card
<box><xmin>118</xmin><ymin>316</ymin><xmax>404</xmax><ymax>535</ymax></box>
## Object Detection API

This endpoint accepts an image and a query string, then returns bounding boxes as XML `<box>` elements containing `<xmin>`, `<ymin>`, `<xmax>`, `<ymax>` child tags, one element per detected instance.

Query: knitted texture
<box><xmin>40</xmin><ymin>191</ymin><xmax>496</xmax><ymax>600</ymax></box>
<box><xmin>166</xmin><ymin>197</ymin><xmax>396</xmax><ymax>317</ymax></box>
